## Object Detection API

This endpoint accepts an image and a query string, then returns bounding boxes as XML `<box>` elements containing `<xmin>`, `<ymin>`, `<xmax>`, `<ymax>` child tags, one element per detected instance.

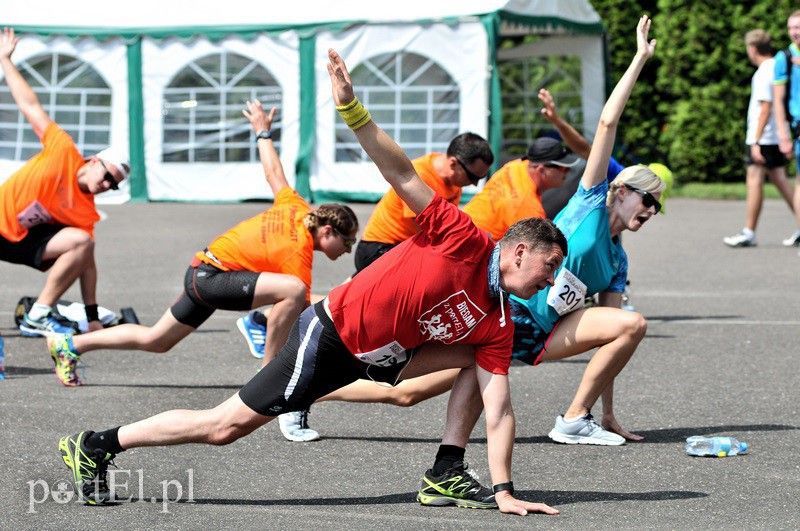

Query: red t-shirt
<box><xmin>328</xmin><ymin>194</ymin><xmax>513</xmax><ymax>374</ymax></box>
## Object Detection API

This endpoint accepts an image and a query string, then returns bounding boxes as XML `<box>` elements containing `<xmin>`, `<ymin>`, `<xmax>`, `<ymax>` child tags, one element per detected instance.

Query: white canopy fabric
<box><xmin>3</xmin><ymin>1</ymin><xmax>601</xmax><ymax>30</ymax></box>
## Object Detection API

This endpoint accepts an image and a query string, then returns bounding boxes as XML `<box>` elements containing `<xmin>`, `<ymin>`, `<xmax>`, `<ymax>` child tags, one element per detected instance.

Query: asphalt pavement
<box><xmin>1</xmin><ymin>197</ymin><xmax>798</xmax><ymax>529</ymax></box>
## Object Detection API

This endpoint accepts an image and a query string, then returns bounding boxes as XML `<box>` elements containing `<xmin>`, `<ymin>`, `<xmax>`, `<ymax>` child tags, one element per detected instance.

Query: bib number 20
<box><xmin>546</xmin><ymin>268</ymin><xmax>587</xmax><ymax>317</ymax></box>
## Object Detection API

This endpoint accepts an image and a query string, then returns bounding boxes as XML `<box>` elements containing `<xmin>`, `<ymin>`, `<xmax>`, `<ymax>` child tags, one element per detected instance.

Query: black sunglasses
<box><xmin>624</xmin><ymin>184</ymin><xmax>661</xmax><ymax>214</ymax></box>
<box><xmin>98</xmin><ymin>159</ymin><xmax>119</xmax><ymax>190</ymax></box>
<box><xmin>456</xmin><ymin>157</ymin><xmax>489</xmax><ymax>186</ymax></box>
<box><xmin>332</xmin><ymin>227</ymin><xmax>357</xmax><ymax>247</ymax></box>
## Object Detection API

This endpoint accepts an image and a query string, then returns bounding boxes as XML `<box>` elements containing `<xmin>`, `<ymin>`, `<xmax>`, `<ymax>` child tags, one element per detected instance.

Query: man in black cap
<box><xmin>463</xmin><ymin>138</ymin><xmax>579</xmax><ymax>241</ymax></box>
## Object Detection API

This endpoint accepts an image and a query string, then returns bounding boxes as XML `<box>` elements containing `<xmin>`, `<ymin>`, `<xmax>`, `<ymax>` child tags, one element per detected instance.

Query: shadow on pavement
<box><xmin>2</xmin><ymin>366</ymin><xmax>55</xmax><ymax>376</ymax></box>
<box><xmin>90</xmin><ymin>384</ymin><xmax>242</xmax><ymax>390</ymax></box>
<box><xmin>645</xmin><ymin>315</ymin><xmax>740</xmax><ymax>322</ymax></box>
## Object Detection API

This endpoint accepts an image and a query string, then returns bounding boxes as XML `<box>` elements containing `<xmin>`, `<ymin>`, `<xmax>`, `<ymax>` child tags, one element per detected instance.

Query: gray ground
<box><xmin>0</xmin><ymin>197</ymin><xmax>798</xmax><ymax>530</ymax></box>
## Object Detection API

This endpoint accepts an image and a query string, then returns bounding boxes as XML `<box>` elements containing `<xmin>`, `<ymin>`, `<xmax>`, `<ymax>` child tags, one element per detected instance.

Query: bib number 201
<box><xmin>546</xmin><ymin>268</ymin><xmax>587</xmax><ymax>316</ymax></box>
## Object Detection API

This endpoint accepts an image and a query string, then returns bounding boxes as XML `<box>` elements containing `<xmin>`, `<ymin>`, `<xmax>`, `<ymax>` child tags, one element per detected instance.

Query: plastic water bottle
<box><xmin>0</xmin><ymin>336</ymin><xmax>5</xmax><ymax>380</ymax></box>
<box><xmin>685</xmin><ymin>436</ymin><xmax>747</xmax><ymax>457</ymax></box>
<box><xmin>621</xmin><ymin>280</ymin><xmax>634</xmax><ymax>311</ymax></box>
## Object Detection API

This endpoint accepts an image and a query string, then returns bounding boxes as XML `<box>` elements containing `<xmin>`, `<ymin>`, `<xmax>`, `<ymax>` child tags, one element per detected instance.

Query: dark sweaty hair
<box><xmin>499</xmin><ymin>217</ymin><xmax>568</xmax><ymax>257</ymax></box>
<box><xmin>446</xmin><ymin>132</ymin><xmax>494</xmax><ymax>167</ymax></box>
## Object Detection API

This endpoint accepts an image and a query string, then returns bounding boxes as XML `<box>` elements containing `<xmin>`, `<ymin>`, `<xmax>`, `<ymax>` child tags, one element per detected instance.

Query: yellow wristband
<box><xmin>336</xmin><ymin>97</ymin><xmax>372</xmax><ymax>130</ymax></box>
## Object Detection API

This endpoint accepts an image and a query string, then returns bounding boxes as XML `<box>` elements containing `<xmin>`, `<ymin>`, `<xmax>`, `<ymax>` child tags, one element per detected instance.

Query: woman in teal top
<box><xmin>510</xmin><ymin>16</ymin><xmax>665</xmax><ymax>446</ymax></box>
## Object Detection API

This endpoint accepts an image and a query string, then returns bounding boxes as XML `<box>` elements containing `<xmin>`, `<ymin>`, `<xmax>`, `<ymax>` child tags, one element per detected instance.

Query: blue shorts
<box><xmin>794</xmin><ymin>136</ymin><xmax>800</xmax><ymax>170</ymax></box>
<box><xmin>510</xmin><ymin>299</ymin><xmax>558</xmax><ymax>366</ymax></box>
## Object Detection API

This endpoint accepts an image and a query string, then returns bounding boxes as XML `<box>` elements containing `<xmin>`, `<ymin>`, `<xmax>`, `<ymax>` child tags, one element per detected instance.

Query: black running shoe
<box><xmin>416</xmin><ymin>461</ymin><xmax>497</xmax><ymax>509</ymax></box>
<box><xmin>58</xmin><ymin>431</ymin><xmax>117</xmax><ymax>505</ymax></box>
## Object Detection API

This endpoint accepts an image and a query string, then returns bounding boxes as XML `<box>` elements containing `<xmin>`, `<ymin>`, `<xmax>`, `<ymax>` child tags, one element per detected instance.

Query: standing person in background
<box><xmin>772</xmin><ymin>10</ymin><xmax>800</xmax><ymax>249</ymax></box>
<box><xmin>724</xmin><ymin>29</ymin><xmax>796</xmax><ymax>248</ymax></box>
<box><xmin>0</xmin><ymin>27</ymin><xmax>130</xmax><ymax>338</ymax></box>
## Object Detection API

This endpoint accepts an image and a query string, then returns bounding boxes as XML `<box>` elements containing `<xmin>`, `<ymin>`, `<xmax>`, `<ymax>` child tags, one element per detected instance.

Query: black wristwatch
<box><xmin>255</xmin><ymin>130</ymin><xmax>272</xmax><ymax>141</ymax></box>
<box><xmin>492</xmin><ymin>481</ymin><xmax>514</xmax><ymax>495</ymax></box>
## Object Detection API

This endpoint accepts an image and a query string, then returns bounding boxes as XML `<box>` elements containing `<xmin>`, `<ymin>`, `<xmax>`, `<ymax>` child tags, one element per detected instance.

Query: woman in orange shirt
<box><xmin>48</xmin><ymin>101</ymin><xmax>358</xmax><ymax>395</ymax></box>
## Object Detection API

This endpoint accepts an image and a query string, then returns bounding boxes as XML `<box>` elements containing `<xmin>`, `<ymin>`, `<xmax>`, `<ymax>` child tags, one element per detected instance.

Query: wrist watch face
<box><xmin>257</xmin><ymin>130</ymin><xmax>271</xmax><ymax>141</ymax></box>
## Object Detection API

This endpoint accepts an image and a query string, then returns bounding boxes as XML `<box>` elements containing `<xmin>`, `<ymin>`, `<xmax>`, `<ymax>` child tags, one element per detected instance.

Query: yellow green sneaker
<box><xmin>416</xmin><ymin>461</ymin><xmax>497</xmax><ymax>509</ymax></box>
<box><xmin>58</xmin><ymin>431</ymin><xmax>116</xmax><ymax>505</ymax></box>
<box><xmin>47</xmin><ymin>334</ymin><xmax>82</xmax><ymax>387</ymax></box>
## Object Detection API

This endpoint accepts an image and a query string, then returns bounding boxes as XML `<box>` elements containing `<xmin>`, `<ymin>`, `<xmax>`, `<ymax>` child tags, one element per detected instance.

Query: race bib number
<box><xmin>355</xmin><ymin>341</ymin><xmax>408</xmax><ymax>367</ymax></box>
<box><xmin>546</xmin><ymin>267</ymin><xmax>587</xmax><ymax>316</ymax></box>
<box><xmin>17</xmin><ymin>200</ymin><xmax>52</xmax><ymax>229</ymax></box>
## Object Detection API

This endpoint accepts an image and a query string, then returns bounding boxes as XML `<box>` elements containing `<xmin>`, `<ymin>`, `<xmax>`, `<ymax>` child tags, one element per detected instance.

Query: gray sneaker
<box><xmin>278</xmin><ymin>409</ymin><xmax>320</xmax><ymax>442</ymax></box>
<box><xmin>723</xmin><ymin>231</ymin><xmax>756</xmax><ymax>248</ymax></box>
<box><xmin>548</xmin><ymin>414</ymin><xmax>625</xmax><ymax>446</ymax></box>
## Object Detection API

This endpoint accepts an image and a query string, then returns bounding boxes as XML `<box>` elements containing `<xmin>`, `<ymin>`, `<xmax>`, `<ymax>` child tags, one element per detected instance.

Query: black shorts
<box><xmin>169</xmin><ymin>262</ymin><xmax>259</xmax><ymax>328</ymax></box>
<box><xmin>745</xmin><ymin>144</ymin><xmax>787</xmax><ymax>169</ymax></box>
<box><xmin>0</xmin><ymin>223</ymin><xmax>65</xmax><ymax>271</ymax></box>
<box><xmin>353</xmin><ymin>240</ymin><xmax>398</xmax><ymax>275</ymax></box>
<box><xmin>239</xmin><ymin>301</ymin><xmax>413</xmax><ymax>416</ymax></box>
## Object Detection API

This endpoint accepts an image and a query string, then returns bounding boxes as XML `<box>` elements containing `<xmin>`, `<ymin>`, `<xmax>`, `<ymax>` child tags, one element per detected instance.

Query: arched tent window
<box><xmin>162</xmin><ymin>52</ymin><xmax>282</xmax><ymax>163</ymax></box>
<box><xmin>0</xmin><ymin>53</ymin><xmax>112</xmax><ymax>160</ymax></box>
<box><xmin>499</xmin><ymin>55</ymin><xmax>582</xmax><ymax>161</ymax></box>
<box><xmin>335</xmin><ymin>52</ymin><xmax>459</xmax><ymax>162</ymax></box>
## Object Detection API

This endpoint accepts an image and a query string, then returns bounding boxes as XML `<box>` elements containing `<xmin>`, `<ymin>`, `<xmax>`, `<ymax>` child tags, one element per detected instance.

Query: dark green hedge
<box><xmin>590</xmin><ymin>0</ymin><xmax>798</xmax><ymax>182</ymax></box>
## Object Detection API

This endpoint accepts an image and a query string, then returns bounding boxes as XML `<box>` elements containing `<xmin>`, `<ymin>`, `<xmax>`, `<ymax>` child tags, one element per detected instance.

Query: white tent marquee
<box><xmin>0</xmin><ymin>0</ymin><xmax>606</xmax><ymax>203</ymax></box>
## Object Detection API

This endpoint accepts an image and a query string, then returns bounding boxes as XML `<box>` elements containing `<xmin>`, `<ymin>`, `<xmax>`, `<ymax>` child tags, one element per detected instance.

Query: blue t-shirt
<box><xmin>510</xmin><ymin>179</ymin><xmax>628</xmax><ymax>334</ymax></box>
<box><xmin>607</xmin><ymin>156</ymin><xmax>624</xmax><ymax>181</ymax></box>
<box><xmin>774</xmin><ymin>43</ymin><xmax>800</xmax><ymax>124</ymax></box>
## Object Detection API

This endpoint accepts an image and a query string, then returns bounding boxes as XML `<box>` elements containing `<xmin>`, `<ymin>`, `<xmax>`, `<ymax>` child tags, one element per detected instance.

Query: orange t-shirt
<box><xmin>196</xmin><ymin>187</ymin><xmax>314</xmax><ymax>300</ymax></box>
<box><xmin>462</xmin><ymin>159</ymin><xmax>545</xmax><ymax>241</ymax></box>
<box><xmin>361</xmin><ymin>153</ymin><xmax>462</xmax><ymax>244</ymax></box>
<box><xmin>0</xmin><ymin>122</ymin><xmax>98</xmax><ymax>242</ymax></box>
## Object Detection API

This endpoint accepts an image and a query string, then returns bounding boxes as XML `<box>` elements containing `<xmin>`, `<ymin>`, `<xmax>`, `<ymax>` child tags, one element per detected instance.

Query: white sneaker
<box><xmin>548</xmin><ymin>414</ymin><xmax>625</xmax><ymax>446</ymax></box>
<box><xmin>723</xmin><ymin>231</ymin><xmax>756</xmax><ymax>248</ymax></box>
<box><xmin>782</xmin><ymin>230</ymin><xmax>800</xmax><ymax>247</ymax></box>
<box><xmin>278</xmin><ymin>409</ymin><xmax>320</xmax><ymax>442</ymax></box>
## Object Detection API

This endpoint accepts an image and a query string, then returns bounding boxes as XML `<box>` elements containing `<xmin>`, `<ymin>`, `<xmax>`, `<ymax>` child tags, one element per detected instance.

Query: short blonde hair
<box><xmin>607</xmin><ymin>165</ymin><xmax>667</xmax><ymax>209</ymax></box>
<box><xmin>745</xmin><ymin>29</ymin><xmax>772</xmax><ymax>55</ymax></box>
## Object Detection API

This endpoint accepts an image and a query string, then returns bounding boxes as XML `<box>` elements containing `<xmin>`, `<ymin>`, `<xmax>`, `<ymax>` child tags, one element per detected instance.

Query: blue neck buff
<box><xmin>487</xmin><ymin>243</ymin><xmax>508</xmax><ymax>327</ymax></box>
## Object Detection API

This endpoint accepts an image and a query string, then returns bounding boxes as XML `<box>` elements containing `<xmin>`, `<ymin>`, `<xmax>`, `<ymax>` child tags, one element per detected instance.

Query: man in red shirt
<box><xmin>57</xmin><ymin>49</ymin><xmax>565</xmax><ymax>517</ymax></box>
<box><xmin>0</xmin><ymin>28</ymin><xmax>129</xmax><ymax>337</ymax></box>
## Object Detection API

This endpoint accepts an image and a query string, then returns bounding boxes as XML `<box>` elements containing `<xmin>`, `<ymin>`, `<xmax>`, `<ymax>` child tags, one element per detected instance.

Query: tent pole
<box><xmin>481</xmin><ymin>13</ymin><xmax>503</xmax><ymax>173</ymax></box>
<box><xmin>294</xmin><ymin>34</ymin><xmax>316</xmax><ymax>202</ymax></box>
<box><xmin>127</xmin><ymin>37</ymin><xmax>147</xmax><ymax>202</ymax></box>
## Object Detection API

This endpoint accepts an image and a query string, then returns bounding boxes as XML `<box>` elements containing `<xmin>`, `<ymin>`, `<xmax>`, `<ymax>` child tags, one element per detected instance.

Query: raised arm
<box><xmin>0</xmin><ymin>28</ymin><xmax>52</xmax><ymax>138</ymax></box>
<box><xmin>242</xmin><ymin>100</ymin><xmax>289</xmax><ymax>196</ymax></box>
<box><xmin>582</xmin><ymin>15</ymin><xmax>656</xmax><ymax>190</ymax></box>
<box><xmin>327</xmin><ymin>49</ymin><xmax>434</xmax><ymax>215</ymax></box>
<box><xmin>539</xmin><ymin>88</ymin><xmax>592</xmax><ymax>159</ymax></box>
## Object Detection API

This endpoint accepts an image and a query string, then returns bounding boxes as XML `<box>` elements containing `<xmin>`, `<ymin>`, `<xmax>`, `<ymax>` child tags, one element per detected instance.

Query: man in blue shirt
<box><xmin>772</xmin><ymin>9</ymin><xmax>800</xmax><ymax>248</ymax></box>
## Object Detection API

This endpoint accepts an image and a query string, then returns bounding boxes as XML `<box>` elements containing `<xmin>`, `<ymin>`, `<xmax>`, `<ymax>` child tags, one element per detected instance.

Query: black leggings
<box><xmin>170</xmin><ymin>263</ymin><xmax>259</xmax><ymax>328</ymax></box>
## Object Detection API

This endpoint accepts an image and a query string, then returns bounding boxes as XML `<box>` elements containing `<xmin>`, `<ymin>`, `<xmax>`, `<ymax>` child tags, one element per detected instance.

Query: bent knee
<box><xmin>387</xmin><ymin>389</ymin><xmax>425</xmax><ymax>408</ymax></box>
<box><xmin>623</xmin><ymin>311</ymin><xmax>647</xmax><ymax>338</ymax></box>
<box><xmin>285</xmin><ymin>278</ymin><xmax>307</xmax><ymax>306</ymax></box>
<box><xmin>206</xmin><ymin>425</ymin><xmax>244</xmax><ymax>446</ymax></box>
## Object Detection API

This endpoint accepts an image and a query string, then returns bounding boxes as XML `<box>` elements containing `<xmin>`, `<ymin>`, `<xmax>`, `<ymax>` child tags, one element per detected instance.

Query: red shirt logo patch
<box><xmin>418</xmin><ymin>290</ymin><xmax>487</xmax><ymax>344</ymax></box>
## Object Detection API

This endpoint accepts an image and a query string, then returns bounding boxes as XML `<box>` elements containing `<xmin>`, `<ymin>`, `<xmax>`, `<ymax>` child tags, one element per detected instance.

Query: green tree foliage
<box><xmin>590</xmin><ymin>0</ymin><xmax>798</xmax><ymax>182</ymax></box>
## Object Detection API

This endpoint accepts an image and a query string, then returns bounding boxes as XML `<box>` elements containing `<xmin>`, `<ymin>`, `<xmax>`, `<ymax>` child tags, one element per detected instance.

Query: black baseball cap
<box><xmin>522</xmin><ymin>137</ymin><xmax>580</xmax><ymax>167</ymax></box>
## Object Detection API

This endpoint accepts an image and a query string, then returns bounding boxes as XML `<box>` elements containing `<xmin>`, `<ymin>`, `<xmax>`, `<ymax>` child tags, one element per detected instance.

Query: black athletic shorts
<box><xmin>169</xmin><ymin>261</ymin><xmax>259</xmax><ymax>328</ymax></box>
<box><xmin>0</xmin><ymin>223</ymin><xmax>65</xmax><ymax>271</ymax></box>
<box><xmin>239</xmin><ymin>301</ymin><xmax>414</xmax><ymax>416</ymax></box>
<box><xmin>353</xmin><ymin>240</ymin><xmax>398</xmax><ymax>275</ymax></box>
<box><xmin>745</xmin><ymin>144</ymin><xmax>787</xmax><ymax>169</ymax></box>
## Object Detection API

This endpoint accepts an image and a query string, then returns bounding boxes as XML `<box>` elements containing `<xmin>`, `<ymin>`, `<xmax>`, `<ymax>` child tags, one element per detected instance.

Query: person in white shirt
<box><xmin>724</xmin><ymin>29</ymin><xmax>797</xmax><ymax>248</ymax></box>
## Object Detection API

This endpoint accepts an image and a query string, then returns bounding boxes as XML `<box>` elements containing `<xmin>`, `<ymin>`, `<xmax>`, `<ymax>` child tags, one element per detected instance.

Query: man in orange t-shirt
<box><xmin>0</xmin><ymin>28</ymin><xmax>130</xmax><ymax>337</ymax></box>
<box><xmin>353</xmin><ymin>132</ymin><xmax>494</xmax><ymax>273</ymax></box>
<box><xmin>463</xmin><ymin>137</ymin><xmax>579</xmax><ymax>241</ymax></box>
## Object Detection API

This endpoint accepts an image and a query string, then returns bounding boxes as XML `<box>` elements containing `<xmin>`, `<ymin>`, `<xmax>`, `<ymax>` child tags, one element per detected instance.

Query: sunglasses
<box><xmin>332</xmin><ymin>227</ymin><xmax>357</xmax><ymax>247</ymax></box>
<box><xmin>456</xmin><ymin>157</ymin><xmax>489</xmax><ymax>186</ymax></box>
<box><xmin>98</xmin><ymin>159</ymin><xmax>119</xmax><ymax>190</ymax></box>
<box><xmin>624</xmin><ymin>184</ymin><xmax>661</xmax><ymax>214</ymax></box>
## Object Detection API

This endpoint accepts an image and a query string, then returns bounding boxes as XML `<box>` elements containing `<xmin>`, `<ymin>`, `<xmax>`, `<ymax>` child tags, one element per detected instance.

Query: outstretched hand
<box><xmin>602</xmin><ymin>415</ymin><xmax>644</xmax><ymax>441</ymax></box>
<box><xmin>538</xmin><ymin>88</ymin><xmax>560</xmax><ymax>123</ymax></box>
<box><xmin>496</xmin><ymin>492</ymin><xmax>560</xmax><ymax>516</ymax></box>
<box><xmin>327</xmin><ymin>49</ymin><xmax>356</xmax><ymax>106</ymax></box>
<box><xmin>636</xmin><ymin>15</ymin><xmax>657</xmax><ymax>59</ymax></box>
<box><xmin>242</xmin><ymin>100</ymin><xmax>276</xmax><ymax>134</ymax></box>
<box><xmin>0</xmin><ymin>27</ymin><xmax>19</xmax><ymax>61</ymax></box>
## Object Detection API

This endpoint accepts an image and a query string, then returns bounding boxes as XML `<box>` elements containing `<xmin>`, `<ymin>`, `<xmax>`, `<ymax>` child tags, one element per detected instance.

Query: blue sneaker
<box><xmin>19</xmin><ymin>311</ymin><xmax>76</xmax><ymax>338</ymax></box>
<box><xmin>236</xmin><ymin>312</ymin><xmax>266</xmax><ymax>359</ymax></box>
